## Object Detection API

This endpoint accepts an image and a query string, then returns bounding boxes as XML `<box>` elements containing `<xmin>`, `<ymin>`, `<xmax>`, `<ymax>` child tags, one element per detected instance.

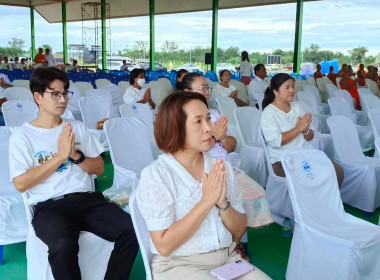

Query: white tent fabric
<box><xmin>328</xmin><ymin>97</ymin><xmax>373</xmax><ymax>152</ymax></box>
<box><xmin>95</xmin><ymin>78</ymin><xmax>111</xmax><ymax>89</ymax></box>
<box><xmin>0</xmin><ymin>127</ymin><xmax>28</xmax><ymax>246</ymax></box>
<box><xmin>130</xmin><ymin>188</ymin><xmax>153</xmax><ymax>280</ymax></box>
<box><xmin>103</xmin><ymin>117</ymin><xmax>154</xmax><ymax>191</ymax></box>
<box><xmin>233</xmin><ymin>107</ymin><xmax>268</xmax><ymax>186</ymax></box>
<box><xmin>4</xmin><ymin>87</ymin><xmax>32</xmax><ymax>101</ymax></box>
<box><xmin>281</xmin><ymin>149</ymin><xmax>380</xmax><ymax>280</ymax></box>
<box><xmin>327</xmin><ymin>115</ymin><xmax>380</xmax><ymax>212</ymax></box>
<box><xmin>2</xmin><ymin>99</ymin><xmax>38</xmax><ymax>126</ymax></box>
<box><xmin>258</xmin><ymin>127</ymin><xmax>293</xmax><ymax>226</ymax></box>
<box><xmin>334</xmin><ymin>89</ymin><xmax>367</xmax><ymax>125</ymax></box>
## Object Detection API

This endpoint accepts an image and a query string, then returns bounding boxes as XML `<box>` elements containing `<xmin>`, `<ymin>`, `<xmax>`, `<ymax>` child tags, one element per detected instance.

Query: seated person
<box><xmin>179</xmin><ymin>73</ymin><xmax>273</xmax><ymax>233</ymax></box>
<box><xmin>120</xmin><ymin>60</ymin><xmax>128</xmax><ymax>71</ymax></box>
<box><xmin>137</xmin><ymin>91</ymin><xmax>271</xmax><ymax>280</ymax></box>
<box><xmin>68</xmin><ymin>59</ymin><xmax>79</xmax><ymax>72</ymax></box>
<box><xmin>327</xmin><ymin>66</ymin><xmax>337</xmax><ymax>85</ymax></box>
<box><xmin>313</xmin><ymin>64</ymin><xmax>324</xmax><ymax>80</ymax></box>
<box><xmin>123</xmin><ymin>68</ymin><xmax>155</xmax><ymax>110</ymax></box>
<box><xmin>260</xmin><ymin>73</ymin><xmax>344</xmax><ymax>187</ymax></box>
<box><xmin>337</xmin><ymin>63</ymin><xmax>347</xmax><ymax>78</ymax></box>
<box><xmin>9</xmin><ymin>67</ymin><xmax>139</xmax><ymax>280</ymax></box>
<box><xmin>214</xmin><ymin>70</ymin><xmax>247</xmax><ymax>107</ymax></box>
<box><xmin>0</xmin><ymin>72</ymin><xmax>13</xmax><ymax>104</ymax></box>
<box><xmin>17</xmin><ymin>58</ymin><xmax>28</xmax><ymax>70</ymax></box>
<box><xmin>174</xmin><ymin>69</ymin><xmax>189</xmax><ymax>90</ymax></box>
<box><xmin>248</xmin><ymin>64</ymin><xmax>268</xmax><ymax>108</ymax></box>
<box><xmin>0</xmin><ymin>56</ymin><xmax>13</xmax><ymax>71</ymax></box>
<box><xmin>357</xmin><ymin>64</ymin><xmax>366</xmax><ymax>87</ymax></box>
<box><xmin>339</xmin><ymin>65</ymin><xmax>361</xmax><ymax>108</ymax></box>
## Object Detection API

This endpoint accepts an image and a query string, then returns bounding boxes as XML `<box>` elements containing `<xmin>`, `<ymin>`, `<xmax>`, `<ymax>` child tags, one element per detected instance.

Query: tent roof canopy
<box><xmin>0</xmin><ymin>0</ymin><xmax>317</xmax><ymax>23</ymax></box>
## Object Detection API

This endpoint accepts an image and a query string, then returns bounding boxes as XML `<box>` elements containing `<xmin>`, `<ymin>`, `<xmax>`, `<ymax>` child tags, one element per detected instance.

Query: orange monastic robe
<box><xmin>340</xmin><ymin>78</ymin><xmax>360</xmax><ymax>108</ymax></box>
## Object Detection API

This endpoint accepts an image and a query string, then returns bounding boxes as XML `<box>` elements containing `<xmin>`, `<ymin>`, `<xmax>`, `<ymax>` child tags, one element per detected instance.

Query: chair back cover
<box><xmin>95</xmin><ymin>78</ymin><xmax>111</xmax><ymax>89</ymax></box>
<box><xmin>281</xmin><ymin>149</ymin><xmax>380</xmax><ymax>280</ymax></box>
<box><xmin>306</xmin><ymin>76</ymin><xmax>317</xmax><ymax>87</ymax></box>
<box><xmin>130</xmin><ymin>189</ymin><xmax>153</xmax><ymax>280</ymax></box>
<box><xmin>368</xmin><ymin>107</ymin><xmax>380</xmax><ymax>139</ymax></box>
<box><xmin>326</xmin><ymin>83</ymin><xmax>337</xmax><ymax>99</ymax></box>
<box><xmin>366</xmin><ymin>79</ymin><xmax>380</xmax><ymax>95</ymax></box>
<box><xmin>296</xmin><ymin>91</ymin><xmax>319</xmax><ymax>115</ymax></box>
<box><xmin>75</xmin><ymin>81</ymin><xmax>94</xmax><ymax>97</ymax></box>
<box><xmin>234</xmin><ymin>107</ymin><xmax>261</xmax><ymax>146</ymax></box>
<box><xmin>360</xmin><ymin>93</ymin><xmax>380</xmax><ymax>113</ymax></box>
<box><xmin>215</xmin><ymin>96</ymin><xmax>238</xmax><ymax>127</ymax></box>
<box><xmin>336</xmin><ymin>77</ymin><xmax>341</xmax><ymax>89</ymax></box>
<box><xmin>316</xmin><ymin>78</ymin><xmax>327</xmax><ymax>92</ymax></box>
<box><xmin>102</xmin><ymin>83</ymin><xmax>124</xmax><ymax>116</ymax></box>
<box><xmin>86</xmin><ymin>88</ymin><xmax>117</xmax><ymax>117</ymax></box>
<box><xmin>328</xmin><ymin>97</ymin><xmax>355</xmax><ymax>122</ymax></box>
<box><xmin>3</xmin><ymin>99</ymin><xmax>38</xmax><ymax>126</ymax></box>
<box><xmin>334</xmin><ymin>89</ymin><xmax>356</xmax><ymax>111</ymax></box>
<box><xmin>79</xmin><ymin>95</ymin><xmax>112</xmax><ymax>130</ymax></box>
<box><xmin>104</xmin><ymin>117</ymin><xmax>154</xmax><ymax>176</ymax></box>
<box><xmin>12</xmin><ymin>79</ymin><xmax>30</xmax><ymax>89</ymax></box>
<box><xmin>149</xmin><ymin>81</ymin><xmax>171</xmax><ymax>109</ymax></box>
<box><xmin>304</xmin><ymin>85</ymin><xmax>322</xmax><ymax>105</ymax></box>
<box><xmin>118</xmin><ymin>81</ymin><xmax>130</xmax><ymax>95</ymax></box>
<box><xmin>67</xmin><ymin>85</ymin><xmax>82</xmax><ymax>120</ymax></box>
<box><xmin>4</xmin><ymin>87</ymin><xmax>32</xmax><ymax>100</ymax></box>
<box><xmin>229</xmin><ymin>79</ymin><xmax>250</xmax><ymax>105</ymax></box>
<box><xmin>0</xmin><ymin>127</ymin><xmax>28</xmax><ymax>245</ymax></box>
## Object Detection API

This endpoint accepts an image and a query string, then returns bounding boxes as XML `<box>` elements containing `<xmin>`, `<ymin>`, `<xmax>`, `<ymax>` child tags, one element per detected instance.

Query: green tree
<box><xmin>348</xmin><ymin>46</ymin><xmax>368</xmax><ymax>64</ymax></box>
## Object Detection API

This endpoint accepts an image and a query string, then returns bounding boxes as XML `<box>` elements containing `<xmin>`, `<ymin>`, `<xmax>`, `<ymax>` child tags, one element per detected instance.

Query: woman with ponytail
<box><xmin>260</xmin><ymin>73</ymin><xmax>344</xmax><ymax>186</ymax></box>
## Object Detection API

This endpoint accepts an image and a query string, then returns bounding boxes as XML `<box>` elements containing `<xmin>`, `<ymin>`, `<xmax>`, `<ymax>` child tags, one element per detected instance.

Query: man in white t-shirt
<box><xmin>17</xmin><ymin>58</ymin><xmax>28</xmax><ymax>70</ymax></box>
<box><xmin>248</xmin><ymin>64</ymin><xmax>268</xmax><ymax>108</ymax></box>
<box><xmin>0</xmin><ymin>56</ymin><xmax>13</xmax><ymax>71</ymax></box>
<box><xmin>8</xmin><ymin>67</ymin><xmax>138</xmax><ymax>280</ymax></box>
<box><xmin>120</xmin><ymin>60</ymin><xmax>128</xmax><ymax>71</ymax></box>
<box><xmin>0</xmin><ymin>73</ymin><xmax>13</xmax><ymax>99</ymax></box>
<box><xmin>44</xmin><ymin>48</ymin><xmax>56</xmax><ymax>67</ymax></box>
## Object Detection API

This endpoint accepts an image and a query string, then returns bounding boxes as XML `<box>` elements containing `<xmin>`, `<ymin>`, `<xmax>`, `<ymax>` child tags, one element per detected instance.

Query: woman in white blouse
<box><xmin>137</xmin><ymin>92</ymin><xmax>271</xmax><ymax>280</ymax></box>
<box><xmin>214</xmin><ymin>70</ymin><xmax>248</xmax><ymax>107</ymax></box>
<box><xmin>123</xmin><ymin>68</ymin><xmax>155</xmax><ymax>109</ymax></box>
<box><xmin>236</xmin><ymin>51</ymin><xmax>253</xmax><ymax>86</ymax></box>
<box><xmin>260</xmin><ymin>73</ymin><xmax>344</xmax><ymax>186</ymax></box>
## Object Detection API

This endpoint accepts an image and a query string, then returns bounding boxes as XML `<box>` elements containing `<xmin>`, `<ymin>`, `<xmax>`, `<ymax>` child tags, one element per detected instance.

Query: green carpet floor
<box><xmin>1</xmin><ymin>152</ymin><xmax>379</xmax><ymax>280</ymax></box>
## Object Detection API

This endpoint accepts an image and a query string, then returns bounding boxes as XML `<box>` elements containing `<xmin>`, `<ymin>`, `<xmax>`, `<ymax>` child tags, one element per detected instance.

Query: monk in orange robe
<box><xmin>357</xmin><ymin>64</ymin><xmax>366</xmax><ymax>87</ymax></box>
<box><xmin>340</xmin><ymin>66</ymin><xmax>360</xmax><ymax>108</ymax></box>
<box><xmin>327</xmin><ymin>66</ymin><xmax>337</xmax><ymax>85</ymax></box>
<box><xmin>337</xmin><ymin>63</ymin><xmax>347</xmax><ymax>78</ymax></box>
<box><xmin>34</xmin><ymin>47</ymin><xmax>45</xmax><ymax>65</ymax></box>
<box><xmin>314</xmin><ymin>64</ymin><xmax>324</xmax><ymax>80</ymax></box>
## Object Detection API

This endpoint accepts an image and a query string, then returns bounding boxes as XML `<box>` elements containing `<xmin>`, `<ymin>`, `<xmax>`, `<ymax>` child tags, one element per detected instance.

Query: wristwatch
<box><xmin>217</xmin><ymin>200</ymin><xmax>231</xmax><ymax>212</ymax></box>
<box><xmin>71</xmin><ymin>150</ymin><xmax>85</xmax><ymax>165</ymax></box>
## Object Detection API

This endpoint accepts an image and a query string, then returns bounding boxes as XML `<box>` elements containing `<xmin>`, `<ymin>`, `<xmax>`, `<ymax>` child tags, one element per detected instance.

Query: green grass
<box><xmin>1</xmin><ymin>152</ymin><xmax>379</xmax><ymax>280</ymax></box>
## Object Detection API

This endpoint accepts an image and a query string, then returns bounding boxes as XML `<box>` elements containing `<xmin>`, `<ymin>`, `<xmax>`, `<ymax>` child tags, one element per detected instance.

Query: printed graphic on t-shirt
<box><xmin>35</xmin><ymin>150</ymin><xmax>72</xmax><ymax>172</ymax></box>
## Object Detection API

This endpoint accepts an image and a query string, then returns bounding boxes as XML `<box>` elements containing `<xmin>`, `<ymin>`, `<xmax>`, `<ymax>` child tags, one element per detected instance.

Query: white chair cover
<box><xmin>2</xmin><ymin>99</ymin><xmax>38</xmax><ymax>126</ymax></box>
<box><xmin>316</xmin><ymin>77</ymin><xmax>327</xmax><ymax>92</ymax></box>
<box><xmin>79</xmin><ymin>96</ymin><xmax>111</xmax><ymax>150</ymax></box>
<box><xmin>233</xmin><ymin>107</ymin><xmax>268</xmax><ymax>186</ymax></box>
<box><xmin>281</xmin><ymin>149</ymin><xmax>380</xmax><ymax>280</ymax></box>
<box><xmin>366</xmin><ymin>79</ymin><xmax>380</xmax><ymax>95</ymax></box>
<box><xmin>294</xmin><ymin>79</ymin><xmax>303</xmax><ymax>94</ymax></box>
<box><xmin>0</xmin><ymin>127</ymin><xmax>28</xmax><ymax>246</ymax></box>
<box><xmin>360</xmin><ymin>94</ymin><xmax>380</xmax><ymax>114</ymax></box>
<box><xmin>328</xmin><ymin>97</ymin><xmax>373</xmax><ymax>152</ymax></box>
<box><xmin>4</xmin><ymin>87</ymin><xmax>32</xmax><ymax>100</ymax></box>
<box><xmin>297</xmin><ymin>91</ymin><xmax>329</xmax><ymax>133</ymax></box>
<box><xmin>258</xmin><ymin>127</ymin><xmax>293</xmax><ymax>226</ymax></box>
<box><xmin>304</xmin><ymin>85</ymin><xmax>329</xmax><ymax>114</ymax></box>
<box><xmin>336</xmin><ymin>77</ymin><xmax>342</xmax><ymax>89</ymax></box>
<box><xmin>67</xmin><ymin>85</ymin><xmax>82</xmax><ymax>121</ymax></box>
<box><xmin>215</xmin><ymin>96</ymin><xmax>239</xmax><ymax>139</ymax></box>
<box><xmin>118</xmin><ymin>81</ymin><xmax>130</xmax><ymax>96</ymax></box>
<box><xmin>86</xmin><ymin>88</ymin><xmax>118</xmax><ymax>117</ymax></box>
<box><xmin>75</xmin><ymin>81</ymin><xmax>94</xmax><ymax>97</ymax></box>
<box><xmin>326</xmin><ymin>83</ymin><xmax>337</xmax><ymax>99</ymax></box>
<box><xmin>156</xmin><ymin>77</ymin><xmax>173</xmax><ymax>92</ymax></box>
<box><xmin>368</xmin><ymin>108</ymin><xmax>380</xmax><ymax>139</ymax></box>
<box><xmin>334</xmin><ymin>89</ymin><xmax>367</xmax><ymax>125</ymax></box>
<box><xmin>12</xmin><ymin>79</ymin><xmax>30</xmax><ymax>89</ymax></box>
<box><xmin>149</xmin><ymin>81</ymin><xmax>170</xmax><ymax>110</ymax></box>
<box><xmin>104</xmin><ymin>117</ymin><xmax>154</xmax><ymax>190</ymax></box>
<box><xmin>102</xmin><ymin>83</ymin><xmax>124</xmax><ymax>117</ymax></box>
<box><xmin>296</xmin><ymin>101</ymin><xmax>334</xmax><ymax>159</ymax></box>
<box><xmin>95</xmin><ymin>78</ymin><xmax>111</xmax><ymax>89</ymax></box>
<box><xmin>327</xmin><ymin>115</ymin><xmax>380</xmax><ymax>212</ymax></box>
<box><xmin>229</xmin><ymin>79</ymin><xmax>251</xmax><ymax>105</ymax></box>
<box><xmin>130</xmin><ymin>189</ymin><xmax>153</xmax><ymax>280</ymax></box>
<box><xmin>322</xmin><ymin>76</ymin><xmax>332</xmax><ymax>85</ymax></box>
<box><xmin>306</xmin><ymin>76</ymin><xmax>316</xmax><ymax>87</ymax></box>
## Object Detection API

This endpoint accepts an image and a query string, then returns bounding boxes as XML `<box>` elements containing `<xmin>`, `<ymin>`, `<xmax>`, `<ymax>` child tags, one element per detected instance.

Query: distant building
<box><xmin>67</xmin><ymin>44</ymin><xmax>101</xmax><ymax>59</ymax></box>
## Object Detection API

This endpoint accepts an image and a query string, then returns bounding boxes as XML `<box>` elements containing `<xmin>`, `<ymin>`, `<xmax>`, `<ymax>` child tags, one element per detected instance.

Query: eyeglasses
<box><xmin>191</xmin><ymin>86</ymin><xmax>211</xmax><ymax>93</ymax></box>
<box><xmin>44</xmin><ymin>90</ymin><xmax>73</xmax><ymax>100</ymax></box>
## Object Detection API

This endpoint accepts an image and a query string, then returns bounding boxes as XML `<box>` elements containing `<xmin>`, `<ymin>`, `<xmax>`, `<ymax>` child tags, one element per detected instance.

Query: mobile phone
<box><xmin>210</xmin><ymin>260</ymin><xmax>254</xmax><ymax>280</ymax></box>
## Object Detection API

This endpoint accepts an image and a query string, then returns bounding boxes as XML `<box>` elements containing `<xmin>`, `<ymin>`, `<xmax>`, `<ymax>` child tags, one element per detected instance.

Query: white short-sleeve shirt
<box><xmin>248</xmin><ymin>77</ymin><xmax>268</xmax><ymax>105</ymax></box>
<box><xmin>260</xmin><ymin>103</ymin><xmax>313</xmax><ymax>163</ymax></box>
<box><xmin>239</xmin><ymin>60</ymin><xmax>253</xmax><ymax>77</ymax></box>
<box><xmin>137</xmin><ymin>152</ymin><xmax>245</xmax><ymax>257</ymax></box>
<box><xmin>0</xmin><ymin>73</ymin><xmax>12</xmax><ymax>98</ymax></box>
<box><xmin>123</xmin><ymin>86</ymin><xmax>147</xmax><ymax>104</ymax></box>
<box><xmin>213</xmin><ymin>83</ymin><xmax>237</xmax><ymax>98</ymax></box>
<box><xmin>9</xmin><ymin>119</ymin><xmax>104</xmax><ymax>206</ymax></box>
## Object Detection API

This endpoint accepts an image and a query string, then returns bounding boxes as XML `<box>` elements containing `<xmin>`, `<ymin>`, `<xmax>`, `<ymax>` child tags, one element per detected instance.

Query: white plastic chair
<box><xmin>306</xmin><ymin>76</ymin><xmax>316</xmax><ymax>87</ymax></box>
<box><xmin>2</xmin><ymin>99</ymin><xmax>38</xmax><ymax>126</ymax></box>
<box><xmin>281</xmin><ymin>149</ymin><xmax>380</xmax><ymax>280</ymax></box>
<box><xmin>304</xmin><ymin>85</ymin><xmax>329</xmax><ymax>114</ymax></box>
<box><xmin>327</xmin><ymin>115</ymin><xmax>380</xmax><ymax>212</ymax></box>
<box><xmin>75</xmin><ymin>81</ymin><xmax>94</xmax><ymax>97</ymax></box>
<box><xmin>215</xmin><ymin>96</ymin><xmax>239</xmax><ymax>139</ymax></box>
<box><xmin>104</xmin><ymin>117</ymin><xmax>154</xmax><ymax>190</ymax></box>
<box><xmin>95</xmin><ymin>78</ymin><xmax>111</xmax><ymax>89</ymax></box>
<box><xmin>156</xmin><ymin>77</ymin><xmax>173</xmax><ymax>92</ymax></box>
<box><xmin>258</xmin><ymin>127</ymin><xmax>293</xmax><ymax>226</ymax></box>
<box><xmin>233</xmin><ymin>107</ymin><xmax>268</xmax><ymax>186</ymax></box>
<box><xmin>0</xmin><ymin>127</ymin><xmax>28</xmax><ymax>264</ymax></box>
<box><xmin>297</xmin><ymin>91</ymin><xmax>330</xmax><ymax>134</ymax></box>
<box><xmin>130</xmin><ymin>189</ymin><xmax>153</xmax><ymax>280</ymax></box>
<box><xmin>12</xmin><ymin>79</ymin><xmax>30</xmax><ymax>89</ymax></box>
<box><xmin>4</xmin><ymin>87</ymin><xmax>32</xmax><ymax>101</ymax></box>
<box><xmin>326</xmin><ymin>83</ymin><xmax>337</xmax><ymax>99</ymax></box>
<box><xmin>366</xmin><ymin>79</ymin><xmax>380</xmax><ymax>95</ymax></box>
<box><xmin>149</xmin><ymin>81</ymin><xmax>171</xmax><ymax>110</ymax></box>
<box><xmin>316</xmin><ymin>77</ymin><xmax>327</xmax><ymax>92</ymax></box>
<box><xmin>368</xmin><ymin>108</ymin><xmax>380</xmax><ymax>139</ymax></box>
<box><xmin>360</xmin><ymin>93</ymin><xmax>380</xmax><ymax>113</ymax></box>
<box><xmin>328</xmin><ymin>97</ymin><xmax>373</xmax><ymax>152</ymax></box>
<box><xmin>334</xmin><ymin>89</ymin><xmax>367</xmax><ymax>125</ymax></box>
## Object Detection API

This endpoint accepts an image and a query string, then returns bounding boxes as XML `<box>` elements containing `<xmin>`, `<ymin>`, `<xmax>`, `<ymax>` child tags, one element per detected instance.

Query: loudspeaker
<box><xmin>205</xmin><ymin>53</ymin><xmax>212</xmax><ymax>65</ymax></box>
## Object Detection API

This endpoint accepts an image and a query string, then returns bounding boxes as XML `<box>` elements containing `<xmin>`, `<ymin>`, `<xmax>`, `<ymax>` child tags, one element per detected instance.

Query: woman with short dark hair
<box><xmin>123</xmin><ymin>68</ymin><xmax>155</xmax><ymax>109</ymax></box>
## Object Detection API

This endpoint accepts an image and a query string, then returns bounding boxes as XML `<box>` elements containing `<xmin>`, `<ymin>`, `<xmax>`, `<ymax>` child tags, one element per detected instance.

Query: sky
<box><xmin>1</xmin><ymin>0</ymin><xmax>379</xmax><ymax>57</ymax></box>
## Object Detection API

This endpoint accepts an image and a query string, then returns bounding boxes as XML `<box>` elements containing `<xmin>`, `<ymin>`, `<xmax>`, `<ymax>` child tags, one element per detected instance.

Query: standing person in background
<box><xmin>45</xmin><ymin>49</ymin><xmax>56</xmax><ymax>67</ymax></box>
<box><xmin>34</xmin><ymin>48</ymin><xmax>45</xmax><ymax>67</ymax></box>
<box><xmin>236</xmin><ymin>51</ymin><xmax>253</xmax><ymax>86</ymax></box>
<box><xmin>68</xmin><ymin>60</ymin><xmax>79</xmax><ymax>72</ymax></box>
<box><xmin>248</xmin><ymin>64</ymin><xmax>268</xmax><ymax>109</ymax></box>
<box><xmin>120</xmin><ymin>60</ymin><xmax>128</xmax><ymax>71</ymax></box>
<box><xmin>327</xmin><ymin>66</ymin><xmax>337</xmax><ymax>86</ymax></box>
<box><xmin>14</xmin><ymin>54</ymin><xmax>19</xmax><ymax>66</ymax></box>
